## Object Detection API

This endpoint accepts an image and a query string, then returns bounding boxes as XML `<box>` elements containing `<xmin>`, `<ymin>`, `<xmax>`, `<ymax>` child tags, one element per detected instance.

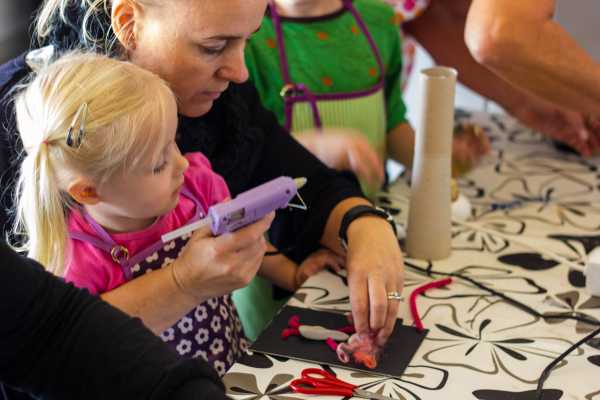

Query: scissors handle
<box><xmin>289</xmin><ymin>378</ymin><xmax>355</xmax><ymax>396</ymax></box>
<box><xmin>302</xmin><ymin>368</ymin><xmax>355</xmax><ymax>387</ymax></box>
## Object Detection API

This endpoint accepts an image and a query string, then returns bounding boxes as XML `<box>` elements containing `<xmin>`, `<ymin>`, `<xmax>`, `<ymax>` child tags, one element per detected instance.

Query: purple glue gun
<box><xmin>161</xmin><ymin>176</ymin><xmax>307</xmax><ymax>243</ymax></box>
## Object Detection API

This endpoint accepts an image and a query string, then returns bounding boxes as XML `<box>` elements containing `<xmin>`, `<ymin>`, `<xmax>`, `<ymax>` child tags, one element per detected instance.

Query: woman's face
<box><xmin>128</xmin><ymin>0</ymin><xmax>268</xmax><ymax>117</ymax></box>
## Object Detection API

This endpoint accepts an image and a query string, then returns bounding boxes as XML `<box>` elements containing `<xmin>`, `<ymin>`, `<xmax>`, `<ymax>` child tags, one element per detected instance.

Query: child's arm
<box><xmin>386</xmin><ymin>122</ymin><xmax>415</xmax><ymax>168</ymax></box>
<box><xmin>295</xmin><ymin>128</ymin><xmax>385</xmax><ymax>190</ymax></box>
<box><xmin>260</xmin><ymin>243</ymin><xmax>344</xmax><ymax>292</ymax></box>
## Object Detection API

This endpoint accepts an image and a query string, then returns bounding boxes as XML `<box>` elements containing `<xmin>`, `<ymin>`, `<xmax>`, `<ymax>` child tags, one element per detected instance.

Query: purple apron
<box><xmin>70</xmin><ymin>187</ymin><xmax>248</xmax><ymax>376</ymax></box>
<box><xmin>270</xmin><ymin>0</ymin><xmax>386</xmax><ymax>132</ymax></box>
<box><xmin>270</xmin><ymin>0</ymin><xmax>387</xmax><ymax>199</ymax></box>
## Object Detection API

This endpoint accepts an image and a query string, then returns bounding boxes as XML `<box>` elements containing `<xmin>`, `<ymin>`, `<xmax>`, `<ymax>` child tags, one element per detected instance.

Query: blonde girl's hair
<box><xmin>12</xmin><ymin>52</ymin><xmax>175</xmax><ymax>275</ymax></box>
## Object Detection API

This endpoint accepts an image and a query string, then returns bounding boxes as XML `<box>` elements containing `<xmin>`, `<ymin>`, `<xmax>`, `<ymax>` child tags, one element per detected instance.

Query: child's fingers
<box><xmin>322</xmin><ymin>253</ymin><xmax>344</xmax><ymax>273</ymax></box>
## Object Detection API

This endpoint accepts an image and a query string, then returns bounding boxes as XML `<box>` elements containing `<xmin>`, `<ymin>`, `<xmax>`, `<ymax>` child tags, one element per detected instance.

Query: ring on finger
<box><xmin>387</xmin><ymin>291</ymin><xmax>402</xmax><ymax>301</ymax></box>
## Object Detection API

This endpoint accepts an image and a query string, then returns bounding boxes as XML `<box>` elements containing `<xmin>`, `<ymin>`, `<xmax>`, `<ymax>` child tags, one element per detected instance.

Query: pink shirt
<box><xmin>65</xmin><ymin>152</ymin><xmax>230</xmax><ymax>295</ymax></box>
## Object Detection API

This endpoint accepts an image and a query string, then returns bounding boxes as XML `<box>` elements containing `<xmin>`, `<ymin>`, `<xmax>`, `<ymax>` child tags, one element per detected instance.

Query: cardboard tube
<box><xmin>406</xmin><ymin>67</ymin><xmax>457</xmax><ymax>260</ymax></box>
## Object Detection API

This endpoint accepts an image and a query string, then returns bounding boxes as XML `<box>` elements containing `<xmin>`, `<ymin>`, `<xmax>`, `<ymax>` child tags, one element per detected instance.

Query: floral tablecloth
<box><xmin>224</xmin><ymin>111</ymin><xmax>600</xmax><ymax>399</ymax></box>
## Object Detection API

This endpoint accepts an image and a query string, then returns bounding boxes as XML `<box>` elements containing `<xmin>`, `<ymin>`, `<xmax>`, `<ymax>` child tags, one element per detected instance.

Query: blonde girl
<box><xmin>12</xmin><ymin>52</ymin><xmax>250</xmax><ymax>374</ymax></box>
<box><xmin>12</xmin><ymin>52</ymin><xmax>342</xmax><ymax>373</ymax></box>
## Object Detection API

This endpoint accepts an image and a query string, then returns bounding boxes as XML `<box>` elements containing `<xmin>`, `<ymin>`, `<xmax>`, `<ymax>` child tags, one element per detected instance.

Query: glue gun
<box><xmin>161</xmin><ymin>176</ymin><xmax>307</xmax><ymax>243</ymax></box>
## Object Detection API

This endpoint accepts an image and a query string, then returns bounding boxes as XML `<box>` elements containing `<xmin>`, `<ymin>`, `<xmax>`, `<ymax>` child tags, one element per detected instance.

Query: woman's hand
<box><xmin>296</xmin><ymin>128</ymin><xmax>385</xmax><ymax>189</ymax></box>
<box><xmin>344</xmin><ymin>216</ymin><xmax>404</xmax><ymax>346</ymax></box>
<box><xmin>294</xmin><ymin>248</ymin><xmax>345</xmax><ymax>290</ymax></box>
<box><xmin>101</xmin><ymin>212</ymin><xmax>275</xmax><ymax>334</ymax></box>
<box><xmin>171</xmin><ymin>212</ymin><xmax>275</xmax><ymax>300</ymax></box>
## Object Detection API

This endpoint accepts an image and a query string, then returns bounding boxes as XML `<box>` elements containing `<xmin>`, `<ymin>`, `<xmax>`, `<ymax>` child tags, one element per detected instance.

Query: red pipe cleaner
<box><xmin>325</xmin><ymin>337</ymin><xmax>338</xmax><ymax>352</ymax></box>
<box><xmin>409</xmin><ymin>278</ymin><xmax>453</xmax><ymax>332</ymax></box>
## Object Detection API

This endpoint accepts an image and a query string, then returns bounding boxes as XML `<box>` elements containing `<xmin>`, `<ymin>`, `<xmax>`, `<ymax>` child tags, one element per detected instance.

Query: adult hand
<box><xmin>296</xmin><ymin>128</ymin><xmax>385</xmax><ymax>189</ymax></box>
<box><xmin>510</xmin><ymin>96</ymin><xmax>598</xmax><ymax>156</ymax></box>
<box><xmin>344</xmin><ymin>216</ymin><xmax>404</xmax><ymax>346</ymax></box>
<box><xmin>171</xmin><ymin>212</ymin><xmax>275</xmax><ymax>301</ymax></box>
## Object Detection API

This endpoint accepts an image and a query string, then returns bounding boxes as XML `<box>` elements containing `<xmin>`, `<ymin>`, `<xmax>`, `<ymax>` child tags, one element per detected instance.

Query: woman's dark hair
<box><xmin>36</xmin><ymin>0</ymin><xmax>116</xmax><ymax>55</ymax></box>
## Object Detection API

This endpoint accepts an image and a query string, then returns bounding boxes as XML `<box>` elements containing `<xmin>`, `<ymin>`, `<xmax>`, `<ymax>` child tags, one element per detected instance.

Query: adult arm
<box><xmin>0</xmin><ymin>241</ymin><xmax>228</xmax><ymax>400</ymax></box>
<box><xmin>242</xmin><ymin>83</ymin><xmax>404</xmax><ymax>344</ymax></box>
<box><xmin>465</xmin><ymin>0</ymin><xmax>600</xmax><ymax>117</ymax></box>
<box><xmin>404</xmin><ymin>0</ymin><xmax>597</xmax><ymax>155</ymax></box>
<box><xmin>101</xmin><ymin>213</ymin><xmax>273</xmax><ymax>334</ymax></box>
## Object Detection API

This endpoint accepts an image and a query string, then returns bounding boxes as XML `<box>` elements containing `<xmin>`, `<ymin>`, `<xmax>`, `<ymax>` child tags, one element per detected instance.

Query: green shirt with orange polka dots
<box><xmin>245</xmin><ymin>0</ymin><xmax>408</xmax><ymax>135</ymax></box>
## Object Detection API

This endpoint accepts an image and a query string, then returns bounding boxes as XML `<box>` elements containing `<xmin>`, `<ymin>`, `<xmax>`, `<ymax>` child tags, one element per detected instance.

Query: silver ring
<box><xmin>387</xmin><ymin>291</ymin><xmax>402</xmax><ymax>301</ymax></box>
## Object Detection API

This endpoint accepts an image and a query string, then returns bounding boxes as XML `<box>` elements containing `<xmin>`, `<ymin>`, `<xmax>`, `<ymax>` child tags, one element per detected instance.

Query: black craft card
<box><xmin>250</xmin><ymin>305</ymin><xmax>428</xmax><ymax>378</ymax></box>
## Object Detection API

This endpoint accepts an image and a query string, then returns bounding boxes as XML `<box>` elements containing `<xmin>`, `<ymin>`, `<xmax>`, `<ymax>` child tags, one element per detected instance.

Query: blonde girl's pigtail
<box><xmin>11</xmin><ymin>52</ymin><xmax>176</xmax><ymax>275</ymax></box>
<box><xmin>13</xmin><ymin>140</ymin><xmax>69</xmax><ymax>275</ymax></box>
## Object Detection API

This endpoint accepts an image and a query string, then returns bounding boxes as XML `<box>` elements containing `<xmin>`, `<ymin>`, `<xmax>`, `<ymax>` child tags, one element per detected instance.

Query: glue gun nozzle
<box><xmin>294</xmin><ymin>177</ymin><xmax>308</xmax><ymax>189</ymax></box>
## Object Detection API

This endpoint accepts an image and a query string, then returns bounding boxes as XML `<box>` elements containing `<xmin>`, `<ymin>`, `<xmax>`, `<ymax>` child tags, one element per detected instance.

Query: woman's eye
<box><xmin>200</xmin><ymin>45</ymin><xmax>226</xmax><ymax>55</ymax></box>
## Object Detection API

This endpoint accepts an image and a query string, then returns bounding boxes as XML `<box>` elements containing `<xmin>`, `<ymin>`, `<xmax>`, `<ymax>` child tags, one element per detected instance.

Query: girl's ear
<box><xmin>67</xmin><ymin>179</ymin><xmax>100</xmax><ymax>205</ymax></box>
<box><xmin>111</xmin><ymin>0</ymin><xmax>143</xmax><ymax>51</ymax></box>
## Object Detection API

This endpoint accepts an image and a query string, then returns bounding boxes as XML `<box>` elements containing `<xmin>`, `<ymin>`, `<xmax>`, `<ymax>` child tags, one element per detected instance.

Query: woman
<box><xmin>0</xmin><ymin>0</ymin><xmax>403</xmax><ymax>349</ymax></box>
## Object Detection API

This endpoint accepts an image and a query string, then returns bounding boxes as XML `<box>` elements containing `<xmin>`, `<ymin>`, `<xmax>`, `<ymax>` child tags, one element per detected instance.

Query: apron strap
<box><xmin>269</xmin><ymin>1</ymin><xmax>292</xmax><ymax>85</ymax></box>
<box><xmin>344</xmin><ymin>0</ymin><xmax>385</xmax><ymax>82</ymax></box>
<box><xmin>68</xmin><ymin>186</ymin><xmax>205</xmax><ymax>277</ymax></box>
<box><xmin>270</xmin><ymin>2</ymin><xmax>324</xmax><ymax>130</ymax></box>
<box><xmin>69</xmin><ymin>229</ymin><xmax>133</xmax><ymax>280</ymax></box>
<box><xmin>180</xmin><ymin>186</ymin><xmax>206</xmax><ymax>221</ymax></box>
<box><xmin>269</xmin><ymin>0</ymin><xmax>385</xmax><ymax>131</ymax></box>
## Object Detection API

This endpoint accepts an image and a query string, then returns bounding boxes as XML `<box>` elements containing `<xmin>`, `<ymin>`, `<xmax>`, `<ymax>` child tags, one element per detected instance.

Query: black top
<box><xmin>0</xmin><ymin>241</ymin><xmax>229</xmax><ymax>400</ymax></box>
<box><xmin>0</xmin><ymin>53</ymin><xmax>362</xmax><ymax>262</ymax></box>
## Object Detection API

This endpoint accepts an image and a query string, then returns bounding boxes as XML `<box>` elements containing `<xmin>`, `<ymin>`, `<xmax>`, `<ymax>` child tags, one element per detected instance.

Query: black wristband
<box><xmin>338</xmin><ymin>205</ymin><xmax>397</xmax><ymax>249</ymax></box>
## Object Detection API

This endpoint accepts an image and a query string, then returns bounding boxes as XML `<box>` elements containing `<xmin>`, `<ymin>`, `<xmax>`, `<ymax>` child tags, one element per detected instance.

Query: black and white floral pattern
<box><xmin>224</xmin><ymin>112</ymin><xmax>600</xmax><ymax>398</ymax></box>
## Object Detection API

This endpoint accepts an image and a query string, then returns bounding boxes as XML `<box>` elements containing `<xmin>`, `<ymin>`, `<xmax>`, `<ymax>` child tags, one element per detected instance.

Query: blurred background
<box><xmin>2</xmin><ymin>0</ymin><xmax>599</xmax><ymax>99</ymax></box>
<box><xmin>404</xmin><ymin>0</ymin><xmax>600</xmax><ymax>120</ymax></box>
<box><xmin>0</xmin><ymin>0</ymin><xmax>44</xmax><ymax>63</ymax></box>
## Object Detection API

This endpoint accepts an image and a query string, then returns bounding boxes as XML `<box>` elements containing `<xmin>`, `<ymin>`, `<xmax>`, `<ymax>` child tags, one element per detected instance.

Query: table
<box><xmin>223</xmin><ymin>111</ymin><xmax>600</xmax><ymax>399</ymax></box>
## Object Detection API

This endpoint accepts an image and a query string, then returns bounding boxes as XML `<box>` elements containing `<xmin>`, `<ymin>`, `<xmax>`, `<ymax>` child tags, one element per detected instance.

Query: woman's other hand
<box><xmin>296</xmin><ymin>128</ymin><xmax>385</xmax><ymax>189</ymax></box>
<box><xmin>171</xmin><ymin>212</ymin><xmax>275</xmax><ymax>300</ymax></box>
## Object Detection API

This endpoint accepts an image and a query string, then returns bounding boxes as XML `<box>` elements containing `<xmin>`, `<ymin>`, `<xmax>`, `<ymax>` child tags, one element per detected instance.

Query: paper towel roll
<box><xmin>406</xmin><ymin>67</ymin><xmax>457</xmax><ymax>260</ymax></box>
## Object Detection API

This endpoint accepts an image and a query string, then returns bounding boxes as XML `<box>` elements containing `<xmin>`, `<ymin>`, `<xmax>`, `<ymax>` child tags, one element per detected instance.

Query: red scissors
<box><xmin>289</xmin><ymin>368</ymin><xmax>395</xmax><ymax>399</ymax></box>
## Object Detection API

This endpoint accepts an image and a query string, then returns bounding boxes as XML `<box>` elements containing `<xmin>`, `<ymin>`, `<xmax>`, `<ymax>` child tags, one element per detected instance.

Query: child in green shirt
<box><xmin>237</xmin><ymin>0</ymin><xmax>488</xmax><ymax>341</ymax></box>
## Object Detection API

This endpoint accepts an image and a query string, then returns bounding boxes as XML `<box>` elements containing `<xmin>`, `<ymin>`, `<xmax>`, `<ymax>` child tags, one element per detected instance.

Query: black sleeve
<box><xmin>0</xmin><ymin>241</ymin><xmax>229</xmax><ymax>400</ymax></box>
<box><xmin>237</xmin><ymin>83</ymin><xmax>365</xmax><ymax>261</ymax></box>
